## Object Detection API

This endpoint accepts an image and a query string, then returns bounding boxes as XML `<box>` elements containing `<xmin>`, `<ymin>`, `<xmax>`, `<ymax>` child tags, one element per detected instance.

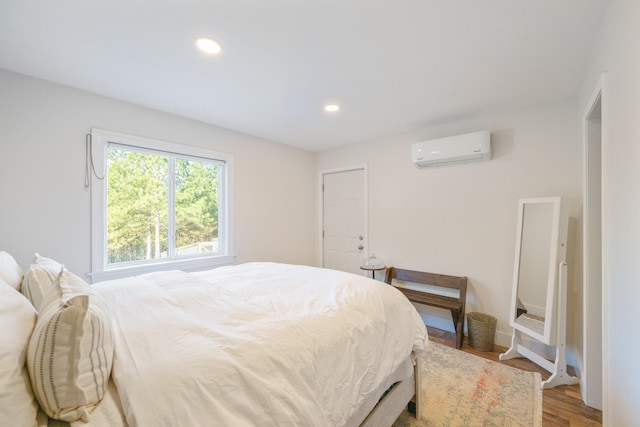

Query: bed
<box><xmin>1</xmin><ymin>253</ymin><xmax>428</xmax><ymax>427</ymax></box>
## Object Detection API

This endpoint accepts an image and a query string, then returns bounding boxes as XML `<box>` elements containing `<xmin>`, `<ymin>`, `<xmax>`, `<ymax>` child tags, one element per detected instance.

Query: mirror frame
<box><xmin>508</xmin><ymin>196</ymin><xmax>568</xmax><ymax>345</ymax></box>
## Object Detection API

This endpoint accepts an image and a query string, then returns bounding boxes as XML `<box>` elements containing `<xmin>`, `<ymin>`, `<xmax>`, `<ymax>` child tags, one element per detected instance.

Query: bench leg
<box><xmin>451</xmin><ymin>310</ymin><xmax>464</xmax><ymax>349</ymax></box>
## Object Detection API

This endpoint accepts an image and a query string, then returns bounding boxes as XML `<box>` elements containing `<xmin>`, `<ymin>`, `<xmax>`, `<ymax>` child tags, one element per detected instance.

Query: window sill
<box><xmin>87</xmin><ymin>255</ymin><xmax>235</xmax><ymax>284</ymax></box>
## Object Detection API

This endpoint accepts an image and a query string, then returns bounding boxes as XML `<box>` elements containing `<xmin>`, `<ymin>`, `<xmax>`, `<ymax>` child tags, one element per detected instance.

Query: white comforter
<box><xmin>91</xmin><ymin>263</ymin><xmax>427</xmax><ymax>427</ymax></box>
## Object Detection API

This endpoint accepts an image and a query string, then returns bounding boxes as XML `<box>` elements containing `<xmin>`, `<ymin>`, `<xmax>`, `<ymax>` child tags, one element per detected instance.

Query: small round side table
<box><xmin>360</xmin><ymin>265</ymin><xmax>387</xmax><ymax>281</ymax></box>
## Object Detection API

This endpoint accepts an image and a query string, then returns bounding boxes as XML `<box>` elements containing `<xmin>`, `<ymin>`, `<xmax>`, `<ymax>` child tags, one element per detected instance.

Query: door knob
<box><xmin>357</xmin><ymin>245</ymin><xmax>364</xmax><ymax>250</ymax></box>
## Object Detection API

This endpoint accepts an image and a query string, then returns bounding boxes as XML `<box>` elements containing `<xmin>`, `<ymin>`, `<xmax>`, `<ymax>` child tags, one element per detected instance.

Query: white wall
<box><xmin>577</xmin><ymin>0</ymin><xmax>640</xmax><ymax>424</ymax></box>
<box><xmin>316</xmin><ymin>101</ymin><xmax>581</xmax><ymax>351</ymax></box>
<box><xmin>0</xmin><ymin>69</ymin><xmax>316</xmax><ymax>275</ymax></box>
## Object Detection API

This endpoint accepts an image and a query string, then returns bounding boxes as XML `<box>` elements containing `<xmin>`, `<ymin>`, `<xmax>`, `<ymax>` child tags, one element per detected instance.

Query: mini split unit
<box><xmin>411</xmin><ymin>130</ymin><xmax>491</xmax><ymax>167</ymax></box>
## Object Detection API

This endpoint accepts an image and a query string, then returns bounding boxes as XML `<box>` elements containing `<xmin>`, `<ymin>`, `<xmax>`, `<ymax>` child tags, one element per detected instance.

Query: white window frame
<box><xmin>90</xmin><ymin>128</ymin><xmax>234</xmax><ymax>283</ymax></box>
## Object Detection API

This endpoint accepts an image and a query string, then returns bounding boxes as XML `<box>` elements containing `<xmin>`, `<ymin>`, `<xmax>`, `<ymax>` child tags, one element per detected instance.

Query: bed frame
<box><xmin>360</xmin><ymin>355</ymin><xmax>422</xmax><ymax>426</ymax></box>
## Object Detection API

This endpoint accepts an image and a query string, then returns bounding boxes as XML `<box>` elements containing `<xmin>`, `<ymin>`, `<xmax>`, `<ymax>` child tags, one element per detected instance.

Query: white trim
<box><xmin>317</xmin><ymin>165</ymin><xmax>368</xmax><ymax>269</ymax></box>
<box><xmin>88</xmin><ymin>255</ymin><xmax>234</xmax><ymax>283</ymax></box>
<box><xmin>581</xmin><ymin>74</ymin><xmax>607</xmax><ymax>411</ymax></box>
<box><xmin>89</xmin><ymin>128</ymin><xmax>234</xmax><ymax>282</ymax></box>
<box><xmin>600</xmin><ymin>73</ymin><xmax>610</xmax><ymax>421</ymax></box>
<box><xmin>600</xmin><ymin>73</ymin><xmax>609</xmax><ymax>425</ymax></box>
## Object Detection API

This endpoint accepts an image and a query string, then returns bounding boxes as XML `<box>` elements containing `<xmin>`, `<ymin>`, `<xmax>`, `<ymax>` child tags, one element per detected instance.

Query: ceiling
<box><xmin>0</xmin><ymin>1</ymin><xmax>608</xmax><ymax>152</ymax></box>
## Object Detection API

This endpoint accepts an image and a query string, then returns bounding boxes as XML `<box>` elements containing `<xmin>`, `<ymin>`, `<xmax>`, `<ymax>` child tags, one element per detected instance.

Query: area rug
<box><xmin>393</xmin><ymin>342</ymin><xmax>542</xmax><ymax>427</ymax></box>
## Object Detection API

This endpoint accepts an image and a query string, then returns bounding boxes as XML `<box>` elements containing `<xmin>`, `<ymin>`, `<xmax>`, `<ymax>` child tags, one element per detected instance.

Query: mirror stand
<box><xmin>500</xmin><ymin>261</ymin><xmax>579</xmax><ymax>389</ymax></box>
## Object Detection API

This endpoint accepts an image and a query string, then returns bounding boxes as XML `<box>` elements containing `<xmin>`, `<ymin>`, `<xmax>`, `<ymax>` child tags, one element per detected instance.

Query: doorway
<box><xmin>321</xmin><ymin>168</ymin><xmax>367</xmax><ymax>275</ymax></box>
<box><xmin>583</xmin><ymin>89</ymin><xmax>603</xmax><ymax>409</ymax></box>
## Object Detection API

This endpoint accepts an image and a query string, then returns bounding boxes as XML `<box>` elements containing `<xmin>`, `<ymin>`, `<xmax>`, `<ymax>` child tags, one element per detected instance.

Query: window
<box><xmin>90</xmin><ymin>129</ymin><xmax>233</xmax><ymax>282</ymax></box>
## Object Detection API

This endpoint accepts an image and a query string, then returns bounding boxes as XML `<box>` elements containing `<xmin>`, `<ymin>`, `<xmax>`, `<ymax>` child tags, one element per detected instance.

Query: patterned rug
<box><xmin>393</xmin><ymin>342</ymin><xmax>542</xmax><ymax>427</ymax></box>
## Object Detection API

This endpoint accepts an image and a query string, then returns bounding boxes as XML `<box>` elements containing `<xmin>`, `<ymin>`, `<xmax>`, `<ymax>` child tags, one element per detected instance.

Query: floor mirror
<box><xmin>500</xmin><ymin>196</ymin><xmax>579</xmax><ymax>389</ymax></box>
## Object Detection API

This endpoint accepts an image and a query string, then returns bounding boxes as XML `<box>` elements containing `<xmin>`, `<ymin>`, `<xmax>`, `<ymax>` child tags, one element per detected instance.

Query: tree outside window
<box><xmin>106</xmin><ymin>146</ymin><xmax>222</xmax><ymax>266</ymax></box>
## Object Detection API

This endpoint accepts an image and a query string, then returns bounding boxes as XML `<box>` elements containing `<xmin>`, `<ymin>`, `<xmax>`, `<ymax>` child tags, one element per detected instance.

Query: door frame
<box><xmin>317</xmin><ymin>165</ymin><xmax>368</xmax><ymax>269</ymax></box>
<box><xmin>581</xmin><ymin>74</ymin><xmax>607</xmax><ymax>412</ymax></box>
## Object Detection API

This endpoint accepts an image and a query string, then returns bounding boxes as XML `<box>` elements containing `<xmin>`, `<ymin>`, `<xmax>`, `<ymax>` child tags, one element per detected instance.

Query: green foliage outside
<box><xmin>175</xmin><ymin>158</ymin><xmax>219</xmax><ymax>250</ymax></box>
<box><xmin>107</xmin><ymin>148</ymin><xmax>219</xmax><ymax>265</ymax></box>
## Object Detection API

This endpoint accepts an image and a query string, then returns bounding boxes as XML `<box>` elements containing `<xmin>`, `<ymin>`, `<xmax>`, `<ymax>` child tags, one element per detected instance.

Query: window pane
<box><xmin>107</xmin><ymin>148</ymin><xmax>169</xmax><ymax>264</ymax></box>
<box><xmin>175</xmin><ymin>158</ymin><xmax>220</xmax><ymax>256</ymax></box>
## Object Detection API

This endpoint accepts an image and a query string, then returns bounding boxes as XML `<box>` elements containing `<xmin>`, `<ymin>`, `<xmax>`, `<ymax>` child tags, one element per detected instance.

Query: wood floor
<box><xmin>427</xmin><ymin>327</ymin><xmax>603</xmax><ymax>426</ymax></box>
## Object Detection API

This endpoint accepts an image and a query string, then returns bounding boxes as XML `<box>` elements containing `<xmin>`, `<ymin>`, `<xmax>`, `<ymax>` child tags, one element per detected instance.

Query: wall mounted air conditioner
<box><xmin>411</xmin><ymin>130</ymin><xmax>491</xmax><ymax>168</ymax></box>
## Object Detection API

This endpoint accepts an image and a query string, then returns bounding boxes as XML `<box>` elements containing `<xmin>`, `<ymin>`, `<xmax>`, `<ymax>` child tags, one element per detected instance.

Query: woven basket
<box><xmin>467</xmin><ymin>312</ymin><xmax>497</xmax><ymax>351</ymax></box>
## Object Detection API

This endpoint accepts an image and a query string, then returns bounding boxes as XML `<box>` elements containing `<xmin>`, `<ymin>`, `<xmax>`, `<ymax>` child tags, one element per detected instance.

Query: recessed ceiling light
<box><xmin>324</xmin><ymin>104</ymin><xmax>340</xmax><ymax>112</ymax></box>
<box><xmin>195</xmin><ymin>37</ymin><xmax>222</xmax><ymax>55</ymax></box>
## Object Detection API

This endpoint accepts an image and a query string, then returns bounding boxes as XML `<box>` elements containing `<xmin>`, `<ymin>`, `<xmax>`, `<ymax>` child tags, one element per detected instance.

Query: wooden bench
<box><xmin>385</xmin><ymin>268</ymin><xmax>467</xmax><ymax>349</ymax></box>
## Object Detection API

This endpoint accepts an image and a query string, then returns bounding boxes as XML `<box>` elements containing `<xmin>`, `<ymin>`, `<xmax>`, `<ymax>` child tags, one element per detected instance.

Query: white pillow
<box><xmin>21</xmin><ymin>254</ymin><xmax>62</xmax><ymax>311</ymax></box>
<box><xmin>0</xmin><ymin>251</ymin><xmax>24</xmax><ymax>291</ymax></box>
<box><xmin>27</xmin><ymin>268</ymin><xmax>114</xmax><ymax>422</ymax></box>
<box><xmin>0</xmin><ymin>281</ymin><xmax>39</xmax><ymax>427</ymax></box>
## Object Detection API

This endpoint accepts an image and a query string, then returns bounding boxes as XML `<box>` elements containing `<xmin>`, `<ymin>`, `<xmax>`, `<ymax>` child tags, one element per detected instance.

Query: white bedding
<box><xmin>80</xmin><ymin>263</ymin><xmax>427</xmax><ymax>427</ymax></box>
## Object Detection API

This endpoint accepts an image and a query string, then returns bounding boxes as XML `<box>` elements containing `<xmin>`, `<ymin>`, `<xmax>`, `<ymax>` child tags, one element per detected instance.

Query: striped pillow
<box><xmin>20</xmin><ymin>254</ymin><xmax>62</xmax><ymax>311</ymax></box>
<box><xmin>27</xmin><ymin>268</ymin><xmax>114</xmax><ymax>422</ymax></box>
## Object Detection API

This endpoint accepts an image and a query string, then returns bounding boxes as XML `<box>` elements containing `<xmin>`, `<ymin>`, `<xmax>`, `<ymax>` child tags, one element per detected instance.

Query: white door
<box><xmin>322</xmin><ymin>169</ymin><xmax>366</xmax><ymax>275</ymax></box>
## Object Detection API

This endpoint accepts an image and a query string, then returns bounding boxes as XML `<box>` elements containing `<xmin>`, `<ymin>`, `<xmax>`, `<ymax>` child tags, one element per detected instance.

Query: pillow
<box><xmin>0</xmin><ymin>280</ymin><xmax>39</xmax><ymax>427</ymax></box>
<box><xmin>21</xmin><ymin>253</ymin><xmax>62</xmax><ymax>311</ymax></box>
<box><xmin>0</xmin><ymin>250</ymin><xmax>24</xmax><ymax>291</ymax></box>
<box><xmin>27</xmin><ymin>268</ymin><xmax>114</xmax><ymax>422</ymax></box>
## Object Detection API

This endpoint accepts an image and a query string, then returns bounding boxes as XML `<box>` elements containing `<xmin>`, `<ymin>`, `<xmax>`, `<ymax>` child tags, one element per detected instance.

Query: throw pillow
<box><xmin>27</xmin><ymin>268</ymin><xmax>114</xmax><ymax>422</ymax></box>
